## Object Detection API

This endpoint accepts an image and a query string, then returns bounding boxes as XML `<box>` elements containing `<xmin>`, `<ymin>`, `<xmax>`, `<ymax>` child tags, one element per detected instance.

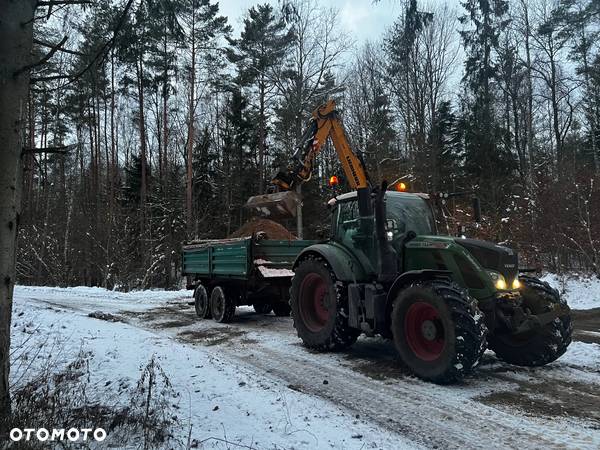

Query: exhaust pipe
<box><xmin>374</xmin><ymin>181</ymin><xmax>398</xmax><ymax>283</ymax></box>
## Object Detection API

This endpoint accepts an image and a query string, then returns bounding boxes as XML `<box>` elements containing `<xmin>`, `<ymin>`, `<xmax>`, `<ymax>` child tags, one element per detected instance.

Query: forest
<box><xmin>16</xmin><ymin>0</ymin><xmax>600</xmax><ymax>290</ymax></box>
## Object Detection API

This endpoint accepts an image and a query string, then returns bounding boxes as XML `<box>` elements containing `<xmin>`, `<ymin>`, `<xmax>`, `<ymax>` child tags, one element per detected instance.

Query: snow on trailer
<box><xmin>182</xmin><ymin>235</ymin><xmax>315</xmax><ymax>322</ymax></box>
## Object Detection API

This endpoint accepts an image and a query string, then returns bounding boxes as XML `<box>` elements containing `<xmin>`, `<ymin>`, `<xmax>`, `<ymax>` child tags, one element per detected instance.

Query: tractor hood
<box><xmin>454</xmin><ymin>238</ymin><xmax>518</xmax><ymax>282</ymax></box>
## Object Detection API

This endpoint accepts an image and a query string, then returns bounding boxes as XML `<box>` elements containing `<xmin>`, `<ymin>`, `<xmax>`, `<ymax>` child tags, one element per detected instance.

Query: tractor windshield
<box><xmin>386</xmin><ymin>194</ymin><xmax>436</xmax><ymax>236</ymax></box>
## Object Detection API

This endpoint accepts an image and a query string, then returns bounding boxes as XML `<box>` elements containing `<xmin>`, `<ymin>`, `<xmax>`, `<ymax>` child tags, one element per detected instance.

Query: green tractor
<box><xmin>247</xmin><ymin>100</ymin><xmax>572</xmax><ymax>383</ymax></box>
<box><xmin>288</xmin><ymin>185</ymin><xmax>572</xmax><ymax>383</ymax></box>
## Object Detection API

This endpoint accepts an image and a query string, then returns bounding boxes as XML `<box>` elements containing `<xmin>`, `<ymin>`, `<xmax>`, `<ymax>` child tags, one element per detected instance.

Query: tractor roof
<box><xmin>333</xmin><ymin>190</ymin><xmax>430</xmax><ymax>203</ymax></box>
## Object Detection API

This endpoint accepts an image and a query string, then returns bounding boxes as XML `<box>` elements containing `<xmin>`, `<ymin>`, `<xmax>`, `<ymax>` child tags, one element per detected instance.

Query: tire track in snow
<box><xmin>23</xmin><ymin>294</ymin><xmax>600</xmax><ymax>449</ymax></box>
<box><xmin>227</xmin><ymin>343</ymin><xmax>598</xmax><ymax>450</ymax></box>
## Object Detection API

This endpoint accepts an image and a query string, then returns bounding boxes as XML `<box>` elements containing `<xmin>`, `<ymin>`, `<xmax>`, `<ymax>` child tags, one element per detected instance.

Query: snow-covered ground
<box><xmin>11</xmin><ymin>286</ymin><xmax>416</xmax><ymax>449</ymax></box>
<box><xmin>10</xmin><ymin>280</ymin><xmax>600</xmax><ymax>449</ymax></box>
<box><xmin>541</xmin><ymin>273</ymin><xmax>600</xmax><ymax>309</ymax></box>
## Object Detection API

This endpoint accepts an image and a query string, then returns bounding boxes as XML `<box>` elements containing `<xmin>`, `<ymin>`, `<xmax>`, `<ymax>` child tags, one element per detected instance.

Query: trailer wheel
<box><xmin>211</xmin><ymin>286</ymin><xmax>236</xmax><ymax>323</ymax></box>
<box><xmin>391</xmin><ymin>279</ymin><xmax>487</xmax><ymax>384</ymax></box>
<box><xmin>194</xmin><ymin>285</ymin><xmax>211</xmax><ymax>319</ymax></box>
<box><xmin>290</xmin><ymin>256</ymin><xmax>359</xmax><ymax>351</ymax></box>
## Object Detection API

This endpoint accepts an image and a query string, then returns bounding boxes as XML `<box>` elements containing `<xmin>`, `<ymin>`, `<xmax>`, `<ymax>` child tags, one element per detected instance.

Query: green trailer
<box><xmin>182</xmin><ymin>236</ymin><xmax>314</xmax><ymax>322</ymax></box>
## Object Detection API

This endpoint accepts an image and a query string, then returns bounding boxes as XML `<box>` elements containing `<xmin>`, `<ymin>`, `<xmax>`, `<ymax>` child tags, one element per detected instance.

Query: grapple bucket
<box><xmin>244</xmin><ymin>191</ymin><xmax>302</xmax><ymax>219</ymax></box>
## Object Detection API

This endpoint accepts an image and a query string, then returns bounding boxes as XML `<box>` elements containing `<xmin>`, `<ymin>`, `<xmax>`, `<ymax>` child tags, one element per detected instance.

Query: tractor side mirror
<box><xmin>472</xmin><ymin>197</ymin><xmax>481</xmax><ymax>222</ymax></box>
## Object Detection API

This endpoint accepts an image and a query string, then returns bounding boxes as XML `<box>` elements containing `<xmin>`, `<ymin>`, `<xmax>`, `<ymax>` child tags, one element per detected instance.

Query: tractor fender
<box><xmin>387</xmin><ymin>269</ymin><xmax>452</xmax><ymax>303</ymax></box>
<box><xmin>384</xmin><ymin>270</ymin><xmax>453</xmax><ymax>331</ymax></box>
<box><xmin>293</xmin><ymin>243</ymin><xmax>368</xmax><ymax>283</ymax></box>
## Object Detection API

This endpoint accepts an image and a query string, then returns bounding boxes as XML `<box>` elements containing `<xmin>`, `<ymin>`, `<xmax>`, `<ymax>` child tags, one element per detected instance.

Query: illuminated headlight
<box><xmin>487</xmin><ymin>270</ymin><xmax>507</xmax><ymax>290</ymax></box>
<box><xmin>512</xmin><ymin>278</ymin><xmax>521</xmax><ymax>289</ymax></box>
<box><xmin>387</xmin><ymin>231</ymin><xmax>394</xmax><ymax>240</ymax></box>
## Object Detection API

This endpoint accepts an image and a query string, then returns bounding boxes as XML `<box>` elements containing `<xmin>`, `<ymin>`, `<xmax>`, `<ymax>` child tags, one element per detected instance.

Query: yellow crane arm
<box><xmin>272</xmin><ymin>99</ymin><xmax>370</xmax><ymax>191</ymax></box>
<box><xmin>245</xmin><ymin>99</ymin><xmax>370</xmax><ymax>219</ymax></box>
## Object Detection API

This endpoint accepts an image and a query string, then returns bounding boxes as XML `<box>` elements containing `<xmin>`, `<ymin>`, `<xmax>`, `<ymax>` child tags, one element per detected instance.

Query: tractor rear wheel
<box><xmin>392</xmin><ymin>279</ymin><xmax>487</xmax><ymax>384</ymax></box>
<box><xmin>211</xmin><ymin>286</ymin><xmax>236</xmax><ymax>323</ymax></box>
<box><xmin>194</xmin><ymin>285</ymin><xmax>211</xmax><ymax>319</ymax></box>
<box><xmin>290</xmin><ymin>256</ymin><xmax>360</xmax><ymax>351</ymax></box>
<box><xmin>488</xmin><ymin>276</ymin><xmax>572</xmax><ymax>366</ymax></box>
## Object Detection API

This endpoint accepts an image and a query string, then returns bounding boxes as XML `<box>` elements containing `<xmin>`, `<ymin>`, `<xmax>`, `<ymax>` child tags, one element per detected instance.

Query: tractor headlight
<box><xmin>512</xmin><ymin>278</ymin><xmax>521</xmax><ymax>289</ymax></box>
<box><xmin>487</xmin><ymin>270</ymin><xmax>507</xmax><ymax>290</ymax></box>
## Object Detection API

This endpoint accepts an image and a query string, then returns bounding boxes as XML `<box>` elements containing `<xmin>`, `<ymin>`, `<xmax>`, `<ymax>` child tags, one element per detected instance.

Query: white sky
<box><xmin>217</xmin><ymin>0</ymin><xmax>466</xmax><ymax>90</ymax></box>
<box><xmin>218</xmin><ymin>0</ymin><xmax>407</xmax><ymax>45</ymax></box>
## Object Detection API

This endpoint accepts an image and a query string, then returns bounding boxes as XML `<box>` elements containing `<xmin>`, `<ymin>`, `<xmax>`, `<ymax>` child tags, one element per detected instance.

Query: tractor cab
<box><xmin>326</xmin><ymin>189</ymin><xmax>518</xmax><ymax>299</ymax></box>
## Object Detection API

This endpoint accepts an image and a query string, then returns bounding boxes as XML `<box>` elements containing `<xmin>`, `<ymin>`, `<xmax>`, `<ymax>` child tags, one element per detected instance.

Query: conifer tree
<box><xmin>227</xmin><ymin>4</ymin><xmax>293</xmax><ymax>193</ymax></box>
<box><xmin>459</xmin><ymin>0</ymin><xmax>515</xmax><ymax>210</ymax></box>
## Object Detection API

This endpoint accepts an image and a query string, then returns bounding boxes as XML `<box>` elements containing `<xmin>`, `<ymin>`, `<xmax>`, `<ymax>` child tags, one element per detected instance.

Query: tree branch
<box><xmin>22</xmin><ymin>144</ymin><xmax>76</xmax><ymax>154</ymax></box>
<box><xmin>30</xmin><ymin>0</ymin><xmax>135</xmax><ymax>87</ymax></box>
<box><xmin>33</xmin><ymin>37</ymin><xmax>83</xmax><ymax>56</ymax></box>
<box><xmin>15</xmin><ymin>35</ymin><xmax>68</xmax><ymax>76</ymax></box>
<box><xmin>37</xmin><ymin>0</ymin><xmax>93</xmax><ymax>6</ymax></box>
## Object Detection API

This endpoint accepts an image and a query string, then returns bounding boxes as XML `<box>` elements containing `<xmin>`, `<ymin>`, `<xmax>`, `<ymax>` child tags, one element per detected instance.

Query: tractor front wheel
<box><xmin>290</xmin><ymin>256</ymin><xmax>359</xmax><ymax>351</ymax></box>
<box><xmin>392</xmin><ymin>279</ymin><xmax>487</xmax><ymax>384</ymax></box>
<box><xmin>488</xmin><ymin>276</ymin><xmax>572</xmax><ymax>366</ymax></box>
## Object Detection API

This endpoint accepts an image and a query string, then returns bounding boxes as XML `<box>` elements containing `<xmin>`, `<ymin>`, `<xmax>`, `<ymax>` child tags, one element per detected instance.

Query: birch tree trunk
<box><xmin>0</xmin><ymin>0</ymin><xmax>36</xmax><ymax>419</ymax></box>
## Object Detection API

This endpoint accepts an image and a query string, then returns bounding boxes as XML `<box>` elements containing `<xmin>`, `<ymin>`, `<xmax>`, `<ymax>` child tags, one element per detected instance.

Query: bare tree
<box><xmin>385</xmin><ymin>1</ymin><xmax>458</xmax><ymax>190</ymax></box>
<box><xmin>530</xmin><ymin>0</ymin><xmax>578</xmax><ymax>174</ymax></box>
<box><xmin>343</xmin><ymin>43</ymin><xmax>397</xmax><ymax>181</ymax></box>
<box><xmin>273</xmin><ymin>0</ymin><xmax>350</xmax><ymax>237</ymax></box>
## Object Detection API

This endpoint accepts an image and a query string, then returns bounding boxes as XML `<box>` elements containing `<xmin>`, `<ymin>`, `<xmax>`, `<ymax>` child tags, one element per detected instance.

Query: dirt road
<box><xmin>27</xmin><ymin>294</ymin><xmax>600</xmax><ymax>449</ymax></box>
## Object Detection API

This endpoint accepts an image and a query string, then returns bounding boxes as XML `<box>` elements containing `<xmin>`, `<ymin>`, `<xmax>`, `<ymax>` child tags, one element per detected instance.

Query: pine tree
<box><xmin>220</xmin><ymin>89</ymin><xmax>259</xmax><ymax>235</ymax></box>
<box><xmin>227</xmin><ymin>4</ymin><xmax>293</xmax><ymax>194</ymax></box>
<box><xmin>459</xmin><ymin>0</ymin><xmax>515</xmax><ymax>211</ymax></box>
<box><xmin>180</xmin><ymin>0</ymin><xmax>230</xmax><ymax>237</ymax></box>
<box><xmin>430</xmin><ymin>101</ymin><xmax>464</xmax><ymax>193</ymax></box>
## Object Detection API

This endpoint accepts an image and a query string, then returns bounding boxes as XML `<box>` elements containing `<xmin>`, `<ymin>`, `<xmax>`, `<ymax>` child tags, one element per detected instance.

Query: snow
<box><xmin>253</xmin><ymin>258</ymin><xmax>271</xmax><ymax>265</ymax></box>
<box><xmin>14</xmin><ymin>285</ymin><xmax>189</xmax><ymax>312</ymax></box>
<box><xmin>541</xmin><ymin>273</ymin><xmax>600</xmax><ymax>310</ymax></box>
<box><xmin>11</xmin><ymin>286</ymin><xmax>417</xmax><ymax>450</ymax></box>
<box><xmin>257</xmin><ymin>266</ymin><xmax>295</xmax><ymax>278</ymax></box>
<box><xmin>558</xmin><ymin>341</ymin><xmax>600</xmax><ymax>371</ymax></box>
<box><xmin>10</xmin><ymin>283</ymin><xmax>600</xmax><ymax>449</ymax></box>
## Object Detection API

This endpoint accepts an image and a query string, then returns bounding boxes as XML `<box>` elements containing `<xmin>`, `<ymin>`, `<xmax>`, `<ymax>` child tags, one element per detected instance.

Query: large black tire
<box><xmin>194</xmin><ymin>285</ymin><xmax>211</xmax><ymax>319</ymax></box>
<box><xmin>253</xmin><ymin>302</ymin><xmax>273</xmax><ymax>315</ymax></box>
<box><xmin>272</xmin><ymin>302</ymin><xmax>291</xmax><ymax>317</ymax></box>
<box><xmin>211</xmin><ymin>286</ymin><xmax>236</xmax><ymax>323</ymax></box>
<box><xmin>488</xmin><ymin>275</ymin><xmax>572</xmax><ymax>366</ymax></box>
<box><xmin>290</xmin><ymin>256</ymin><xmax>360</xmax><ymax>351</ymax></box>
<box><xmin>391</xmin><ymin>279</ymin><xmax>488</xmax><ymax>384</ymax></box>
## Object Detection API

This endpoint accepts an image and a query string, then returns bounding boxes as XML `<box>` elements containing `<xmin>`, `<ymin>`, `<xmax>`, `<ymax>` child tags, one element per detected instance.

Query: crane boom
<box><xmin>245</xmin><ymin>100</ymin><xmax>370</xmax><ymax>219</ymax></box>
<box><xmin>272</xmin><ymin>99</ymin><xmax>369</xmax><ymax>191</ymax></box>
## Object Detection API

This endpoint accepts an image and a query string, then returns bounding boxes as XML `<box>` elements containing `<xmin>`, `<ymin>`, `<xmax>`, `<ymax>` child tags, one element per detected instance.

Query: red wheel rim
<box><xmin>299</xmin><ymin>273</ymin><xmax>331</xmax><ymax>332</ymax></box>
<box><xmin>404</xmin><ymin>302</ymin><xmax>445</xmax><ymax>361</ymax></box>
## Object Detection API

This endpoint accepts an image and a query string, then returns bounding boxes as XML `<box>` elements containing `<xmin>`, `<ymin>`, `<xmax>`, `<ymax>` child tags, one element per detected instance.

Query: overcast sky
<box><xmin>217</xmin><ymin>0</ymin><xmax>466</xmax><ymax>88</ymax></box>
<box><xmin>218</xmin><ymin>0</ymin><xmax>408</xmax><ymax>45</ymax></box>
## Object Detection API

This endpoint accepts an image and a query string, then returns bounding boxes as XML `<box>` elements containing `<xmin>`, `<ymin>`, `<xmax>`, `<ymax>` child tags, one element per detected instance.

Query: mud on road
<box><xmin>117</xmin><ymin>300</ymin><xmax>600</xmax><ymax>449</ymax></box>
<box><xmin>572</xmin><ymin>308</ymin><xmax>600</xmax><ymax>344</ymax></box>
